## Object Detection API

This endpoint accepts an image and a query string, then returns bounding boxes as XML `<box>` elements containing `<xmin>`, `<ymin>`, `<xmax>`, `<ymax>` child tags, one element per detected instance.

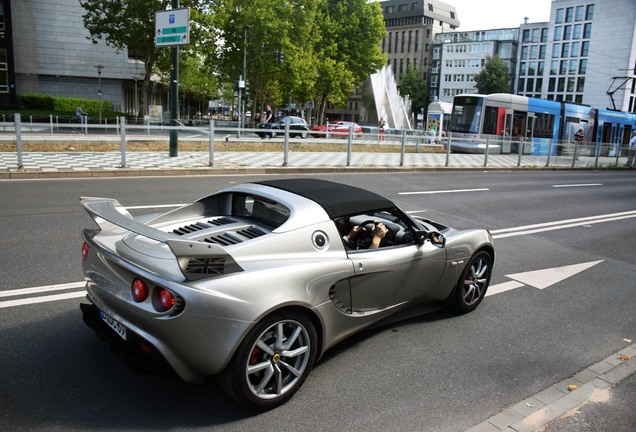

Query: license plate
<box><xmin>99</xmin><ymin>310</ymin><xmax>127</xmax><ymax>340</ymax></box>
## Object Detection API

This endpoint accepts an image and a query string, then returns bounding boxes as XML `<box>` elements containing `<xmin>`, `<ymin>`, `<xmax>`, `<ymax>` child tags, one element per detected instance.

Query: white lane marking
<box><xmin>505</xmin><ymin>260</ymin><xmax>603</xmax><ymax>290</ymax></box>
<box><xmin>0</xmin><ymin>291</ymin><xmax>86</xmax><ymax>309</ymax></box>
<box><xmin>486</xmin><ymin>260</ymin><xmax>603</xmax><ymax>297</ymax></box>
<box><xmin>398</xmin><ymin>188</ymin><xmax>489</xmax><ymax>195</ymax></box>
<box><xmin>491</xmin><ymin>211</ymin><xmax>636</xmax><ymax>239</ymax></box>
<box><xmin>552</xmin><ymin>183</ymin><xmax>603</xmax><ymax>188</ymax></box>
<box><xmin>0</xmin><ymin>281</ymin><xmax>85</xmax><ymax>298</ymax></box>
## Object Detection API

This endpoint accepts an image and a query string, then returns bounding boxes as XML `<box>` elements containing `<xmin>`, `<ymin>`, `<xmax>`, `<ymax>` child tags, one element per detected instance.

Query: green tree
<box><xmin>473</xmin><ymin>55</ymin><xmax>512</xmax><ymax>94</ymax></box>
<box><xmin>399</xmin><ymin>64</ymin><xmax>428</xmax><ymax>124</ymax></box>
<box><xmin>312</xmin><ymin>0</ymin><xmax>386</xmax><ymax>123</ymax></box>
<box><xmin>79</xmin><ymin>0</ymin><xmax>218</xmax><ymax>114</ymax></box>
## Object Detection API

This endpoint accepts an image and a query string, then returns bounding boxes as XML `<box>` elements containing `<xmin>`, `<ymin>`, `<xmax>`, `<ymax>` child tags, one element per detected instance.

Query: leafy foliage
<box><xmin>77</xmin><ymin>0</ymin><xmax>386</xmax><ymax>122</ymax></box>
<box><xmin>399</xmin><ymin>65</ymin><xmax>428</xmax><ymax>115</ymax></box>
<box><xmin>473</xmin><ymin>55</ymin><xmax>511</xmax><ymax>94</ymax></box>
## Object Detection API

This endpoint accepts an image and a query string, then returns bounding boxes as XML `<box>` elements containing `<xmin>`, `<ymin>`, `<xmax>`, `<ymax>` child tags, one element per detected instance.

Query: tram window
<box><xmin>532</xmin><ymin>113</ymin><xmax>555</xmax><ymax>139</ymax></box>
<box><xmin>449</xmin><ymin>97</ymin><xmax>483</xmax><ymax>134</ymax></box>
<box><xmin>483</xmin><ymin>107</ymin><xmax>499</xmax><ymax>134</ymax></box>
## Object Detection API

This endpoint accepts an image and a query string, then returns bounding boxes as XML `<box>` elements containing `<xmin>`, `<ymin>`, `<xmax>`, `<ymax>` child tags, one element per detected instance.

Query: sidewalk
<box><xmin>1</xmin><ymin>149</ymin><xmax>632</xmax><ymax>179</ymax></box>
<box><xmin>467</xmin><ymin>343</ymin><xmax>636</xmax><ymax>432</ymax></box>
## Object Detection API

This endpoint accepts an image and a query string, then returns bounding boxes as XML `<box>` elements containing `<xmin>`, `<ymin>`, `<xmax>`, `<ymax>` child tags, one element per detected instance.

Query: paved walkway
<box><xmin>1</xmin><ymin>150</ymin><xmax>632</xmax><ymax>177</ymax></box>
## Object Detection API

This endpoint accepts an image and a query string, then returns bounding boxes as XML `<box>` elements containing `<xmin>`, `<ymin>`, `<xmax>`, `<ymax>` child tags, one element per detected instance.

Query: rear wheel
<box><xmin>270</xmin><ymin>131</ymin><xmax>277</xmax><ymax>139</ymax></box>
<box><xmin>453</xmin><ymin>251</ymin><xmax>492</xmax><ymax>313</ymax></box>
<box><xmin>300</xmin><ymin>132</ymin><xmax>308</xmax><ymax>139</ymax></box>
<box><xmin>218</xmin><ymin>310</ymin><xmax>317</xmax><ymax>410</ymax></box>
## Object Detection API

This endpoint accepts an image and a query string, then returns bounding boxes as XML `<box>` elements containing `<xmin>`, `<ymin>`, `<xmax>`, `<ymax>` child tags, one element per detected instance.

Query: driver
<box><xmin>336</xmin><ymin>218</ymin><xmax>388</xmax><ymax>249</ymax></box>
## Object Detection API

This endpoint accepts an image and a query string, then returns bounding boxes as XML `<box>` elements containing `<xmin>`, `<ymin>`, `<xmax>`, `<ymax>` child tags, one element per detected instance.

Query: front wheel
<box><xmin>452</xmin><ymin>251</ymin><xmax>492</xmax><ymax>313</ymax></box>
<box><xmin>300</xmin><ymin>132</ymin><xmax>308</xmax><ymax>139</ymax></box>
<box><xmin>217</xmin><ymin>310</ymin><xmax>317</xmax><ymax>410</ymax></box>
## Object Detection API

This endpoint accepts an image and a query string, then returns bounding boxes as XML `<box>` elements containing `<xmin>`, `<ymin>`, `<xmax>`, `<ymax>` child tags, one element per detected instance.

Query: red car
<box><xmin>311</xmin><ymin>121</ymin><xmax>363</xmax><ymax>138</ymax></box>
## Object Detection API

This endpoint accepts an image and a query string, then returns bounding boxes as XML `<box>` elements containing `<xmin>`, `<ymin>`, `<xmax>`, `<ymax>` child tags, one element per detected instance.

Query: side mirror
<box><xmin>415</xmin><ymin>230</ymin><xmax>445</xmax><ymax>248</ymax></box>
<box><xmin>428</xmin><ymin>232</ymin><xmax>446</xmax><ymax>248</ymax></box>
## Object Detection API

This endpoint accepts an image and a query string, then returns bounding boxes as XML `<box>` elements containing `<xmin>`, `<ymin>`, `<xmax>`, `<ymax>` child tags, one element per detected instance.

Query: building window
<box><xmin>428</xmin><ymin>3</ymin><xmax>434</xmax><ymax>12</ymax></box>
<box><xmin>585</xmin><ymin>5</ymin><xmax>594</xmax><ymax>20</ymax></box>
<box><xmin>583</xmin><ymin>23</ymin><xmax>592</xmax><ymax>38</ymax></box>
<box><xmin>573</xmin><ymin>24</ymin><xmax>582</xmax><ymax>39</ymax></box>
<box><xmin>561</xmin><ymin>43</ymin><xmax>569</xmax><ymax>58</ymax></box>
<box><xmin>539</xmin><ymin>45</ymin><xmax>546</xmax><ymax>59</ymax></box>
<box><xmin>563</xmin><ymin>25</ymin><xmax>571</xmax><ymax>40</ymax></box>
<box><xmin>571</xmin><ymin>42</ymin><xmax>579</xmax><ymax>57</ymax></box>
<box><xmin>569</xmin><ymin>60</ymin><xmax>577</xmax><ymax>74</ymax></box>
<box><xmin>554</xmin><ymin>26</ymin><xmax>562</xmax><ymax>41</ymax></box>
<box><xmin>0</xmin><ymin>49</ymin><xmax>7</xmax><ymax>93</ymax></box>
<box><xmin>565</xmin><ymin>7</ymin><xmax>574</xmax><ymax>22</ymax></box>
<box><xmin>575</xmin><ymin>5</ymin><xmax>585</xmax><ymax>21</ymax></box>
<box><xmin>577</xmin><ymin>77</ymin><xmax>585</xmax><ymax>93</ymax></box>
<box><xmin>581</xmin><ymin>41</ymin><xmax>589</xmax><ymax>56</ymax></box>
<box><xmin>523</xmin><ymin>29</ymin><xmax>530</xmax><ymax>42</ymax></box>
<box><xmin>541</xmin><ymin>28</ymin><xmax>548</xmax><ymax>43</ymax></box>
<box><xmin>555</xmin><ymin>8</ymin><xmax>564</xmax><ymax>24</ymax></box>
<box><xmin>552</xmin><ymin>43</ymin><xmax>560</xmax><ymax>58</ymax></box>
<box><xmin>579</xmin><ymin>59</ymin><xmax>587</xmax><ymax>74</ymax></box>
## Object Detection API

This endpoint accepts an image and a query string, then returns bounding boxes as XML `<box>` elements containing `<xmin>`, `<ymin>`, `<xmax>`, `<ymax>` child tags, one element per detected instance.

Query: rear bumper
<box><xmin>80</xmin><ymin>301</ymin><xmax>177</xmax><ymax>378</ymax></box>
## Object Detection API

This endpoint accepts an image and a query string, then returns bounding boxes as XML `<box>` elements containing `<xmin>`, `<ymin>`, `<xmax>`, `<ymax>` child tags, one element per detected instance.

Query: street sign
<box><xmin>155</xmin><ymin>8</ymin><xmax>190</xmax><ymax>47</ymax></box>
<box><xmin>306</xmin><ymin>101</ymin><xmax>314</xmax><ymax>109</ymax></box>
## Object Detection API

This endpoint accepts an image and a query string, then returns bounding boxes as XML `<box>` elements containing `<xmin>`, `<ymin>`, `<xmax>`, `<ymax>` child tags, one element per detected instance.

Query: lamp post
<box><xmin>95</xmin><ymin>65</ymin><xmax>104</xmax><ymax>124</ymax></box>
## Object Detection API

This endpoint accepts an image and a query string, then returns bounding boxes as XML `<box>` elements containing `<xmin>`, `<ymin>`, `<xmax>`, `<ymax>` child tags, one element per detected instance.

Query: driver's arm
<box><xmin>369</xmin><ymin>223</ymin><xmax>388</xmax><ymax>249</ymax></box>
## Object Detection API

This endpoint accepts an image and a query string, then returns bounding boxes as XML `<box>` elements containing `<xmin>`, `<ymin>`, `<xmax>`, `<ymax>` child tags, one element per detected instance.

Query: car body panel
<box><xmin>80</xmin><ymin>178</ymin><xmax>494</xmax><ymax>388</ymax></box>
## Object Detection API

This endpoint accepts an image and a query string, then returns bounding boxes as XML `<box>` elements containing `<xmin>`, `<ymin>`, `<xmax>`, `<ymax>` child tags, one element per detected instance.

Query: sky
<box><xmin>449</xmin><ymin>0</ymin><xmax>553</xmax><ymax>31</ymax></box>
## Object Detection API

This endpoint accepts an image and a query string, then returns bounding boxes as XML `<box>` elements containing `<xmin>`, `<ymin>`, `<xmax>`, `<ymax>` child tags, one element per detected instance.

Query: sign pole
<box><xmin>169</xmin><ymin>0</ymin><xmax>179</xmax><ymax>157</ymax></box>
<box><xmin>170</xmin><ymin>44</ymin><xmax>179</xmax><ymax>157</ymax></box>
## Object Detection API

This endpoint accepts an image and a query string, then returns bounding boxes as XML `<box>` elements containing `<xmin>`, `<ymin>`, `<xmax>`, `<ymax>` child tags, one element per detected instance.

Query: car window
<box><xmin>335</xmin><ymin>209</ymin><xmax>415</xmax><ymax>251</ymax></box>
<box><xmin>232</xmin><ymin>193</ymin><xmax>290</xmax><ymax>228</ymax></box>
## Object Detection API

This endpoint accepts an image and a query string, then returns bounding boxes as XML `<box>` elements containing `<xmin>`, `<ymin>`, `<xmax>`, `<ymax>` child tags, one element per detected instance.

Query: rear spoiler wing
<box><xmin>80</xmin><ymin>197</ymin><xmax>244</xmax><ymax>280</ymax></box>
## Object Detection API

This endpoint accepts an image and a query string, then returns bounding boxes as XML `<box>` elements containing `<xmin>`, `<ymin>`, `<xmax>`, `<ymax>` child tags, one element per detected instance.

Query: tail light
<box><xmin>81</xmin><ymin>242</ymin><xmax>89</xmax><ymax>261</ymax></box>
<box><xmin>154</xmin><ymin>287</ymin><xmax>175</xmax><ymax>312</ymax></box>
<box><xmin>131</xmin><ymin>279</ymin><xmax>149</xmax><ymax>302</ymax></box>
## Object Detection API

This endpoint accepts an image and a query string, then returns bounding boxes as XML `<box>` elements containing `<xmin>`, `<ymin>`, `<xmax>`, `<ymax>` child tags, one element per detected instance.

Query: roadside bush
<box><xmin>18</xmin><ymin>93</ymin><xmax>113</xmax><ymax>115</ymax></box>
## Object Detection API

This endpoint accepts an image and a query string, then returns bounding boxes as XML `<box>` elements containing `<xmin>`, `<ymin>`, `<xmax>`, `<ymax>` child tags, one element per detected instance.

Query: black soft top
<box><xmin>255</xmin><ymin>178</ymin><xmax>395</xmax><ymax>219</ymax></box>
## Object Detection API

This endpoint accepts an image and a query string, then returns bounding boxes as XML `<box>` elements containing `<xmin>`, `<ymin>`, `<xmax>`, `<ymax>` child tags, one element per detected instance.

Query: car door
<box><xmin>347</xmin><ymin>240</ymin><xmax>447</xmax><ymax>313</ymax></box>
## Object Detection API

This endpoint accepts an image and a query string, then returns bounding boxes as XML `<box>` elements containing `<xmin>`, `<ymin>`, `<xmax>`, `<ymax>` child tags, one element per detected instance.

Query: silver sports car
<box><xmin>80</xmin><ymin>178</ymin><xmax>494</xmax><ymax>410</ymax></box>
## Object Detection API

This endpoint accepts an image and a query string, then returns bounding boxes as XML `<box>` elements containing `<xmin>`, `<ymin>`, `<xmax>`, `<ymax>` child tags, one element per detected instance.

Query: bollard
<box><xmin>399</xmin><ymin>129</ymin><xmax>406</xmax><ymax>166</ymax></box>
<box><xmin>445</xmin><ymin>132</ymin><xmax>452</xmax><ymax>167</ymax></box>
<box><xmin>15</xmin><ymin>113</ymin><xmax>23</xmax><ymax>169</ymax></box>
<box><xmin>283</xmin><ymin>122</ymin><xmax>290</xmax><ymax>166</ymax></box>
<box><xmin>50</xmin><ymin>115</ymin><xmax>54</xmax><ymax>134</ymax></box>
<box><xmin>209</xmin><ymin>119</ymin><xmax>215</xmax><ymax>166</ymax></box>
<box><xmin>120</xmin><ymin>116</ymin><xmax>126</xmax><ymax>167</ymax></box>
<box><xmin>484</xmin><ymin>135</ymin><xmax>490</xmax><ymax>167</ymax></box>
<box><xmin>346</xmin><ymin>125</ymin><xmax>353</xmax><ymax>166</ymax></box>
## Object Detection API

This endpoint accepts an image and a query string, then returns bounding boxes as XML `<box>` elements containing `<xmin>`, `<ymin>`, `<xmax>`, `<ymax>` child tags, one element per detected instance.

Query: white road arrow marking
<box><xmin>486</xmin><ymin>260</ymin><xmax>604</xmax><ymax>297</ymax></box>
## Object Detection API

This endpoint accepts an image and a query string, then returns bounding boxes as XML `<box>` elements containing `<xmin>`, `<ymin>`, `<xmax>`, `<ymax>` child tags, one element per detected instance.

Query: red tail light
<box><xmin>131</xmin><ymin>279</ymin><xmax>149</xmax><ymax>302</ymax></box>
<box><xmin>81</xmin><ymin>242</ymin><xmax>89</xmax><ymax>261</ymax></box>
<box><xmin>156</xmin><ymin>288</ymin><xmax>175</xmax><ymax>311</ymax></box>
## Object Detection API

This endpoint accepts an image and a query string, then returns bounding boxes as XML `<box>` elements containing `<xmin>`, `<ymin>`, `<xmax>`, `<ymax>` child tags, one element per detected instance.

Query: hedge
<box><xmin>19</xmin><ymin>93</ymin><xmax>113</xmax><ymax>114</ymax></box>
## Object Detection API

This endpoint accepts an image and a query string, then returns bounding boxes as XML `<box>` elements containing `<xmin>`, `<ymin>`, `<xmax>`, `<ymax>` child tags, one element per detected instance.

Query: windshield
<box><xmin>449</xmin><ymin>96</ymin><xmax>483</xmax><ymax>134</ymax></box>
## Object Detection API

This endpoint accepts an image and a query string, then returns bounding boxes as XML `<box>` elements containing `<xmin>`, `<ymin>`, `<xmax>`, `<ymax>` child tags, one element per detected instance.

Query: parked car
<box><xmin>311</xmin><ymin>120</ymin><xmax>363</xmax><ymax>138</ymax></box>
<box><xmin>257</xmin><ymin>116</ymin><xmax>309</xmax><ymax>139</ymax></box>
<box><xmin>79</xmin><ymin>178</ymin><xmax>494</xmax><ymax>410</ymax></box>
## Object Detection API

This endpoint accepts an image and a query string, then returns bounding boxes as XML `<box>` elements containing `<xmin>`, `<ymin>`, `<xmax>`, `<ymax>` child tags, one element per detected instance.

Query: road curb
<box><xmin>465</xmin><ymin>343</ymin><xmax>636</xmax><ymax>432</ymax></box>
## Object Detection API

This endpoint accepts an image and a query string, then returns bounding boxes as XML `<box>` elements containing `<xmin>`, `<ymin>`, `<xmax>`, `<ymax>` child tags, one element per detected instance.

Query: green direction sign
<box><xmin>155</xmin><ymin>8</ymin><xmax>190</xmax><ymax>47</ymax></box>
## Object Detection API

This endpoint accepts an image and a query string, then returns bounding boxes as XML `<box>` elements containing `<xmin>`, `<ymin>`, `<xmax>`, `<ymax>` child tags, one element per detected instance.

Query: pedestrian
<box><xmin>573</xmin><ymin>128</ymin><xmax>585</xmax><ymax>159</ymax></box>
<box><xmin>76</xmin><ymin>104</ymin><xmax>88</xmax><ymax>123</ymax></box>
<box><xmin>378</xmin><ymin>117</ymin><xmax>386</xmax><ymax>141</ymax></box>
<box><xmin>627</xmin><ymin>130</ymin><xmax>636</xmax><ymax>166</ymax></box>
<box><xmin>264</xmin><ymin>105</ymin><xmax>273</xmax><ymax>124</ymax></box>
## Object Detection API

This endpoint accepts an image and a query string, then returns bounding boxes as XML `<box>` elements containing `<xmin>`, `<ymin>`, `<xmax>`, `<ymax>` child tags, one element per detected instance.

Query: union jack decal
<box><xmin>185</xmin><ymin>257</ymin><xmax>226</xmax><ymax>275</ymax></box>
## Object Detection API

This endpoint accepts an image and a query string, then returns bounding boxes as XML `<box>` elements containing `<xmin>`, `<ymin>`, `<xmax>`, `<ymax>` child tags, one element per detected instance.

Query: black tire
<box><xmin>300</xmin><ymin>132</ymin><xmax>308</xmax><ymax>139</ymax></box>
<box><xmin>270</xmin><ymin>131</ymin><xmax>277</xmax><ymax>139</ymax></box>
<box><xmin>217</xmin><ymin>310</ymin><xmax>317</xmax><ymax>410</ymax></box>
<box><xmin>452</xmin><ymin>251</ymin><xmax>492</xmax><ymax>313</ymax></box>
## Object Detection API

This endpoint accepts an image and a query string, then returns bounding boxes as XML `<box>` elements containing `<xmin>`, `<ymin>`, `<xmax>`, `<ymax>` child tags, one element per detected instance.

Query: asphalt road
<box><xmin>1</xmin><ymin>171</ymin><xmax>635</xmax><ymax>431</ymax></box>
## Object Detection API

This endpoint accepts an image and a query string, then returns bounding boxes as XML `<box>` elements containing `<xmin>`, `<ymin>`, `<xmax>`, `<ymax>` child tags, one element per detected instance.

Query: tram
<box><xmin>447</xmin><ymin>93</ymin><xmax>636</xmax><ymax>155</ymax></box>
